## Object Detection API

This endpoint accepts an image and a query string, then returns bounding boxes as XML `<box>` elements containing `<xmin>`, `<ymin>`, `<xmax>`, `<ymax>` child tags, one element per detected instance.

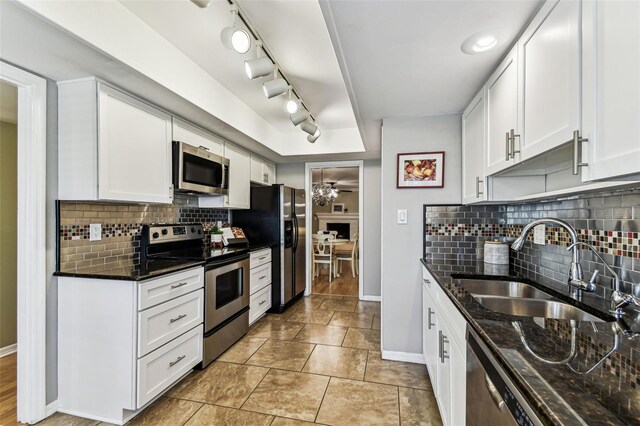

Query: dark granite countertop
<box><xmin>249</xmin><ymin>243</ymin><xmax>276</xmax><ymax>252</ymax></box>
<box><xmin>55</xmin><ymin>259</ymin><xmax>205</xmax><ymax>281</ymax></box>
<box><xmin>421</xmin><ymin>255</ymin><xmax>640</xmax><ymax>425</ymax></box>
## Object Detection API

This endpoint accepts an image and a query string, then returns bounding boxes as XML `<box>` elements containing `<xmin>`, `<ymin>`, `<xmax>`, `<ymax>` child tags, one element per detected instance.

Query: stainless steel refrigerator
<box><xmin>232</xmin><ymin>185</ymin><xmax>306</xmax><ymax>312</ymax></box>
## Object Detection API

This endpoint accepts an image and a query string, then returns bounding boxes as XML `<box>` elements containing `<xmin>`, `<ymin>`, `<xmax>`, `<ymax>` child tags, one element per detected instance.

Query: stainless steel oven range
<box><xmin>141</xmin><ymin>223</ymin><xmax>250</xmax><ymax>368</ymax></box>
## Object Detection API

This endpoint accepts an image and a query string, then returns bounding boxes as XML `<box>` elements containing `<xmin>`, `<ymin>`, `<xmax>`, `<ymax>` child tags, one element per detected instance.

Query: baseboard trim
<box><xmin>0</xmin><ymin>343</ymin><xmax>17</xmax><ymax>358</ymax></box>
<box><xmin>381</xmin><ymin>350</ymin><xmax>425</xmax><ymax>364</ymax></box>
<box><xmin>361</xmin><ymin>295</ymin><xmax>381</xmax><ymax>302</ymax></box>
<box><xmin>46</xmin><ymin>401</ymin><xmax>58</xmax><ymax>417</ymax></box>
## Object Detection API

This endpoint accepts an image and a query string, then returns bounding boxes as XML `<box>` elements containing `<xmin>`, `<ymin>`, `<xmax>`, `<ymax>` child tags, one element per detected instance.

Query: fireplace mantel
<box><xmin>315</xmin><ymin>213</ymin><xmax>359</xmax><ymax>241</ymax></box>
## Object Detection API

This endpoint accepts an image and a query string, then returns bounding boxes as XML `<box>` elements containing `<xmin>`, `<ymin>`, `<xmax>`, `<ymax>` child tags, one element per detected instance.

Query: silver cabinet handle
<box><xmin>571</xmin><ymin>130</ymin><xmax>588</xmax><ymax>175</ymax></box>
<box><xmin>439</xmin><ymin>330</ymin><xmax>449</xmax><ymax>363</ymax></box>
<box><xmin>475</xmin><ymin>176</ymin><xmax>484</xmax><ymax>198</ymax></box>
<box><xmin>259</xmin><ymin>300</ymin><xmax>267</xmax><ymax>306</ymax></box>
<box><xmin>422</xmin><ymin>278</ymin><xmax>431</xmax><ymax>284</ymax></box>
<box><xmin>171</xmin><ymin>282</ymin><xmax>188</xmax><ymax>289</ymax></box>
<box><xmin>169</xmin><ymin>355</ymin><xmax>186</xmax><ymax>368</ymax></box>
<box><xmin>505</xmin><ymin>131</ymin><xmax>511</xmax><ymax>161</ymax></box>
<box><xmin>427</xmin><ymin>307</ymin><xmax>435</xmax><ymax>330</ymax></box>
<box><xmin>169</xmin><ymin>314</ymin><xmax>187</xmax><ymax>324</ymax></box>
<box><xmin>197</xmin><ymin>145</ymin><xmax>210</xmax><ymax>151</ymax></box>
<box><xmin>509</xmin><ymin>128</ymin><xmax>520</xmax><ymax>158</ymax></box>
<box><xmin>259</xmin><ymin>275</ymin><xmax>267</xmax><ymax>280</ymax></box>
<box><xmin>258</xmin><ymin>256</ymin><xmax>267</xmax><ymax>260</ymax></box>
<box><xmin>485</xmin><ymin>374</ymin><xmax>506</xmax><ymax>411</ymax></box>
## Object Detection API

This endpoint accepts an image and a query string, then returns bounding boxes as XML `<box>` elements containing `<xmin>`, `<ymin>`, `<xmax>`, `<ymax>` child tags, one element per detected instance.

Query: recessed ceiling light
<box><xmin>461</xmin><ymin>31</ymin><xmax>500</xmax><ymax>55</ymax></box>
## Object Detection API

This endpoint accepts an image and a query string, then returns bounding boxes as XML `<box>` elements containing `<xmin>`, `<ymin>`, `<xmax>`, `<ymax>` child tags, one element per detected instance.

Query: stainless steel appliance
<box><xmin>466</xmin><ymin>328</ymin><xmax>542</xmax><ymax>426</ymax></box>
<box><xmin>233</xmin><ymin>185</ymin><xmax>306</xmax><ymax>312</ymax></box>
<box><xmin>141</xmin><ymin>224</ymin><xmax>249</xmax><ymax>368</ymax></box>
<box><xmin>172</xmin><ymin>141</ymin><xmax>229</xmax><ymax>195</ymax></box>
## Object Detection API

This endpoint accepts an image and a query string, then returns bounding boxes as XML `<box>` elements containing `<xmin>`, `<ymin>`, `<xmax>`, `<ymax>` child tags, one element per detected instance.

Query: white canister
<box><xmin>484</xmin><ymin>241</ymin><xmax>509</xmax><ymax>265</ymax></box>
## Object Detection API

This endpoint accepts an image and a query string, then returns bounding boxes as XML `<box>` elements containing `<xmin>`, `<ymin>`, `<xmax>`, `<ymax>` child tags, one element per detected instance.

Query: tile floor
<box><xmin>36</xmin><ymin>295</ymin><xmax>442</xmax><ymax>426</ymax></box>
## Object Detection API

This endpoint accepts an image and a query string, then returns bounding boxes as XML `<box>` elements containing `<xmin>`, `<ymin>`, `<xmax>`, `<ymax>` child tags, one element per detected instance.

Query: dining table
<box><xmin>311</xmin><ymin>236</ymin><xmax>354</xmax><ymax>277</ymax></box>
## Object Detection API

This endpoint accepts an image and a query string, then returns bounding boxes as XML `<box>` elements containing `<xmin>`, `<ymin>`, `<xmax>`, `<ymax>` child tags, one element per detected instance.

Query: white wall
<box><xmin>276</xmin><ymin>163</ymin><xmax>306</xmax><ymax>189</ymax></box>
<box><xmin>381</xmin><ymin>115</ymin><xmax>461</xmax><ymax>356</ymax></box>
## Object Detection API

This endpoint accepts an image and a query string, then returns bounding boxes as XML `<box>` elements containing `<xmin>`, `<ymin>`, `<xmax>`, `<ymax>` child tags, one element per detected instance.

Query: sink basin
<box><xmin>457</xmin><ymin>279</ymin><xmax>555</xmax><ymax>300</ymax></box>
<box><xmin>473</xmin><ymin>296</ymin><xmax>604</xmax><ymax>322</ymax></box>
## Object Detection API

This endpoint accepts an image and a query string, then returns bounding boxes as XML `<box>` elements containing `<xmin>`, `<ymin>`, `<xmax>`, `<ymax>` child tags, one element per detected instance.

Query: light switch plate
<box><xmin>533</xmin><ymin>224</ymin><xmax>545</xmax><ymax>245</ymax></box>
<box><xmin>397</xmin><ymin>209</ymin><xmax>408</xmax><ymax>225</ymax></box>
<box><xmin>89</xmin><ymin>223</ymin><xmax>102</xmax><ymax>241</ymax></box>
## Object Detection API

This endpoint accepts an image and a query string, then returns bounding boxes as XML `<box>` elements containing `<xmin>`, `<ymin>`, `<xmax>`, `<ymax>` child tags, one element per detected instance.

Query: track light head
<box><xmin>263</xmin><ymin>78</ymin><xmax>288</xmax><ymax>99</ymax></box>
<box><xmin>245</xmin><ymin>57</ymin><xmax>273</xmax><ymax>79</ymax></box>
<box><xmin>286</xmin><ymin>99</ymin><xmax>300</xmax><ymax>114</ymax></box>
<box><xmin>290</xmin><ymin>109</ymin><xmax>309</xmax><ymax>126</ymax></box>
<box><xmin>307</xmin><ymin>129</ymin><xmax>321</xmax><ymax>143</ymax></box>
<box><xmin>300</xmin><ymin>120</ymin><xmax>318</xmax><ymax>136</ymax></box>
<box><xmin>220</xmin><ymin>6</ymin><xmax>252</xmax><ymax>54</ymax></box>
<box><xmin>191</xmin><ymin>0</ymin><xmax>212</xmax><ymax>7</ymax></box>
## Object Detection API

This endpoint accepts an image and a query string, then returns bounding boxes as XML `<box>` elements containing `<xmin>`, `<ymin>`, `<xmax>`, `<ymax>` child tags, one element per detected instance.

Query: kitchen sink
<box><xmin>473</xmin><ymin>296</ymin><xmax>604</xmax><ymax>322</ymax></box>
<box><xmin>457</xmin><ymin>279</ymin><xmax>555</xmax><ymax>300</ymax></box>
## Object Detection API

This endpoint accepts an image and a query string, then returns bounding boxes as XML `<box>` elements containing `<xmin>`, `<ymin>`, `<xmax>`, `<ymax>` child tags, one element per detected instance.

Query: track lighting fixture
<box><xmin>300</xmin><ymin>120</ymin><xmax>318</xmax><ymax>136</ymax></box>
<box><xmin>307</xmin><ymin>129</ymin><xmax>321</xmax><ymax>143</ymax></box>
<box><xmin>190</xmin><ymin>0</ymin><xmax>211</xmax><ymax>8</ymax></box>
<box><xmin>286</xmin><ymin>89</ymin><xmax>299</xmax><ymax>114</ymax></box>
<box><xmin>263</xmin><ymin>69</ymin><xmax>288</xmax><ymax>99</ymax></box>
<box><xmin>290</xmin><ymin>109</ymin><xmax>309</xmax><ymax>126</ymax></box>
<box><xmin>244</xmin><ymin>41</ymin><xmax>273</xmax><ymax>79</ymax></box>
<box><xmin>220</xmin><ymin>5</ymin><xmax>251</xmax><ymax>54</ymax></box>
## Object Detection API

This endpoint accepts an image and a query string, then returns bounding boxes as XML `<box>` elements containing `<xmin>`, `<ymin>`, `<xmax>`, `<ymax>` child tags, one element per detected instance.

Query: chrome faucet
<box><xmin>511</xmin><ymin>219</ymin><xmax>596</xmax><ymax>295</ymax></box>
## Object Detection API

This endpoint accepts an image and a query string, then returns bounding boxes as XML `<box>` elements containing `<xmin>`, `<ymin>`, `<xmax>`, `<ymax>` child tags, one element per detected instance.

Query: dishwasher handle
<box><xmin>485</xmin><ymin>374</ymin><xmax>506</xmax><ymax>411</ymax></box>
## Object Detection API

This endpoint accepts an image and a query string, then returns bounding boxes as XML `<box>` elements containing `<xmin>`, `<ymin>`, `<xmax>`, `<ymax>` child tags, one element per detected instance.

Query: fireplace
<box><xmin>327</xmin><ymin>223</ymin><xmax>350</xmax><ymax>240</ymax></box>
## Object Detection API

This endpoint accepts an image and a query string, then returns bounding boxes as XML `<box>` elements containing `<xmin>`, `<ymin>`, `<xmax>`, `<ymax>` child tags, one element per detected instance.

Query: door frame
<box><xmin>1</xmin><ymin>61</ymin><xmax>48</xmax><ymax>423</ymax></box>
<box><xmin>304</xmin><ymin>160</ymin><xmax>364</xmax><ymax>299</ymax></box>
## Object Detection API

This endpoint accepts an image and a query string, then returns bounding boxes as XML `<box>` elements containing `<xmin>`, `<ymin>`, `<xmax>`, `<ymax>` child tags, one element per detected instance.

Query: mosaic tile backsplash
<box><xmin>58</xmin><ymin>194</ymin><xmax>228</xmax><ymax>273</ymax></box>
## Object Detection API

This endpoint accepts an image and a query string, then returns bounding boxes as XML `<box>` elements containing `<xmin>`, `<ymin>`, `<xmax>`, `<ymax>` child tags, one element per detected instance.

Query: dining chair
<box><xmin>317</xmin><ymin>230</ymin><xmax>338</xmax><ymax>237</ymax></box>
<box><xmin>336</xmin><ymin>233</ymin><xmax>359</xmax><ymax>278</ymax></box>
<box><xmin>313</xmin><ymin>234</ymin><xmax>337</xmax><ymax>282</ymax></box>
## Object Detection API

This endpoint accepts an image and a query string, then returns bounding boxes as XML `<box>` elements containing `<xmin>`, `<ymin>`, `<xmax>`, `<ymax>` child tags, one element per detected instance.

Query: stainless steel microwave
<box><xmin>172</xmin><ymin>141</ymin><xmax>229</xmax><ymax>195</ymax></box>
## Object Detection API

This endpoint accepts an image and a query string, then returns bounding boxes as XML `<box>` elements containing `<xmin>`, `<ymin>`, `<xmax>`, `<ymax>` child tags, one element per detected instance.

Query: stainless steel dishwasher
<box><xmin>466</xmin><ymin>328</ymin><xmax>542</xmax><ymax>426</ymax></box>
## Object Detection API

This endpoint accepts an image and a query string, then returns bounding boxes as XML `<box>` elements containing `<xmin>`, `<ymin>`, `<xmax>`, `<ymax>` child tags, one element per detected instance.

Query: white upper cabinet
<box><xmin>581</xmin><ymin>0</ymin><xmax>640</xmax><ymax>181</ymax></box>
<box><xmin>462</xmin><ymin>89</ymin><xmax>487</xmax><ymax>204</ymax></box>
<box><xmin>250</xmin><ymin>155</ymin><xmax>277</xmax><ymax>186</ymax></box>
<box><xmin>59</xmin><ymin>79</ymin><xmax>173</xmax><ymax>204</ymax></box>
<box><xmin>518</xmin><ymin>0</ymin><xmax>581</xmax><ymax>160</ymax></box>
<box><xmin>172</xmin><ymin>118</ymin><xmax>223</xmax><ymax>156</ymax></box>
<box><xmin>224</xmin><ymin>143</ymin><xmax>251</xmax><ymax>209</ymax></box>
<box><xmin>485</xmin><ymin>47</ymin><xmax>519</xmax><ymax>175</ymax></box>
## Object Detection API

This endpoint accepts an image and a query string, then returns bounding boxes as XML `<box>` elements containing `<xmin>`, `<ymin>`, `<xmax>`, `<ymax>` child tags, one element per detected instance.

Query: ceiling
<box><xmin>312</xmin><ymin>167</ymin><xmax>359</xmax><ymax>190</ymax></box>
<box><xmin>0</xmin><ymin>82</ymin><xmax>17</xmax><ymax>124</ymax></box>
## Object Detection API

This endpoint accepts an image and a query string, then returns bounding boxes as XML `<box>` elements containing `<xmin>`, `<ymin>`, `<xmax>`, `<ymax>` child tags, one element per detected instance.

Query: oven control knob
<box><xmin>191</xmin><ymin>227</ymin><xmax>196</xmax><ymax>233</ymax></box>
<box><xmin>161</xmin><ymin>229</ymin><xmax>168</xmax><ymax>236</ymax></box>
<box><xmin>152</xmin><ymin>232</ymin><xmax>159</xmax><ymax>239</ymax></box>
<box><xmin>198</xmin><ymin>229</ymin><xmax>202</xmax><ymax>234</ymax></box>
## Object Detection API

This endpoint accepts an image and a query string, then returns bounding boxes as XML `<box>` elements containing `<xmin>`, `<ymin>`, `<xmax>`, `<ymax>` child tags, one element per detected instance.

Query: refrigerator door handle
<box><xmin>292</xmin><ymin>213</ymin><xmax>299</xmax><ymax>251</ymax></box>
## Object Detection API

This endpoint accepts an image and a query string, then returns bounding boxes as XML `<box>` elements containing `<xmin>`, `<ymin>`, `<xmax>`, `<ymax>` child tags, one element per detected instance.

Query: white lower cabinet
<box><xmin>249</xmin><ymin>249</ymin><xmax>272</xmax><ymax>324</ymax></box>
<box><xmin>422</xmin><ymin>266</ymin><xmax>466</xmax><ymax>426</ymax></box>
<box><xmin>58</xmin><ymin>267</ymin><xmax>204</xmax><ymax>425</ymax></box>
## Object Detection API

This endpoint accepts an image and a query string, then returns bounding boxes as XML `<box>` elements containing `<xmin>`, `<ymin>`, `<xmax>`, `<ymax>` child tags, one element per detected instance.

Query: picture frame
<box><xmin>397</xmin><ymin>151</ymin><xmax>445</xmax><ymax>188</ymax></box>
<box><xmin>331</xmin><ymin>203</ymin><xmax>345</xmax><ymax>213</ymax></box>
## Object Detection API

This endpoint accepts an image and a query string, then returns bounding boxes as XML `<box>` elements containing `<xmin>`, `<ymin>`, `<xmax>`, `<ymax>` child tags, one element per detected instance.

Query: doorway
<box><xmin>304</xmin><ymin>161</ymin><xmax>363</xmax><ymax>299</ymax></box>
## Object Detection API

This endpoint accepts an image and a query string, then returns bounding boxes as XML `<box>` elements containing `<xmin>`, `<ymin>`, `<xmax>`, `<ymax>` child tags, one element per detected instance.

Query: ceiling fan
<box><xmin>326</xmin><ymin>182</ymin><xmax>353</xmax><ymax>193</ymax></box>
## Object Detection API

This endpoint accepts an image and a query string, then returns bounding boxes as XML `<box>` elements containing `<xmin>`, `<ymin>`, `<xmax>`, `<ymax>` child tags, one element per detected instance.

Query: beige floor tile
<box><xmin>309</xmin><ymin>294</ymin><xmax>343</xmax><ymax>300</ymax></box>
<box><xmin>175</xmin><ymin>361</ymin><xmax>268</xmax><ymax>408</ymax></box>
<box><xmin>365</xmin><ymin>351</ymin><xmax>432</xmax><ymax>390</ymax></box>
<box><xmin>341</xmin><ymin>328</ymin><xmax>381</xmax><ymax>351</ymax></box>
<box><xmin>270</xmin><ymin>417</ymin><xmax>317</xmax><ymax>426</ymax></box>
<box><xmin>399</xmin><ymin>387</ymin><xmax>443</xmax><ymax>426</ymax></box>
<box><xmin>247</xmin><ymin>320</ymin><xmax>304</xmax><ymax>341</ymax></box>
<box><xmin>246</xmin><ymin>339</ymin><xmax>315</xmax><ymax>371</ymax></box>
<box><xmin>242</xmin><ymin>370</ymin><xmax>330</xmax><ymax>422</ymax></box>
<box><xmin>302</xmin><ymin>345</ymin><xmax>368</xmax><ymax>380</ymax></box>
<box><xmin>127</xmin><ymin>397</ymin><xmax>202</xmax><ymax>425</ymax></box>
<box><xmin>292</xmin><ymin>324</ymin><xmax>348</xmax><ymax>346</ymax></box>
<box><xmin>356</xmin><ymin>301</ymin><xmax>381</xmax><ymax>316</ymax></box>
<box><xmin>372</xmin><ymin>315</ymin><xmax>381</xmax><ymax>331</ymax></box>
<box><xmin>185</xmin><ymin>404</ymin><xmax>273</xmax><ymax>425</ymax></box>
<box><xmin>284</xmin><ymin>309</ymin><xmax>335</xmax><ymax>325</ymax></box>
<box><xmin>316</xmin><ymin>378</ymin><xmax>399</xmax><ymax>425</ymax></box>
<box><xmin>36</xmin><ymin>412</ymin><xmax>99</xmax><ymax>426</ymax></box>
<box><xmin>165</xmin><ymin>370</ymin><xmax>204</xmax><ymax>397</ymax></box>
<box><xmin>317</xmin><ymin>298</ymin><xmax>358</xmax><ymax>312</ymax></box>
<box><xmin>328</xmin><ymin>311</ymin><xmax>373</xmax><ymax>328</ymax></box>
<box><xmin>218</xmin><ymin>337</ymin><xmax>268</xmax><ymax>364</ymax></box>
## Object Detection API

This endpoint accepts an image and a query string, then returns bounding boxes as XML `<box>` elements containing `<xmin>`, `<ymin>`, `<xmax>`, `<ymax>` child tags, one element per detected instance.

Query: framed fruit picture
<box><xmin>396</xmin><ymin>151</ymin><xmax>445</xmax><ymax>188</ymax></box>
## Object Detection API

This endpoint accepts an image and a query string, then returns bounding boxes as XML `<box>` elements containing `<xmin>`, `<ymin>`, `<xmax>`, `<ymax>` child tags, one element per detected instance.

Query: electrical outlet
<box><xmin>533</xmin><ymin>224</ymin><xmax>545</xmax><ymax>245</ymax></box>
<box><xmin>397</xmin><ymin>209</ymin><xmax>408</xmax><ymax>225</ymax></box>
<box><xmin>89</xmin><ymin>223</ymin><xmax>102</xmax><ymax>241</ymax></box>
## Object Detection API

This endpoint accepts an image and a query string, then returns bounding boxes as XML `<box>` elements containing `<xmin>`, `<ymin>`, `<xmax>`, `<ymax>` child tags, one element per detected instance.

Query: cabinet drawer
<box><xmin>249</xmin><ymin>285</ymin><xmax>271</xmax><ymax>325</ymax></box>
<box><xmin>137</xmin><ymin>324</ymin><xmax>202</xmax><ymax>408</ymax></box>
<box><xmin>250</xmin><ymin>249</ymin><xmax>271</xmax><ymax>269</ymax></box>
<box><xmin>138</xmin><ymin>290</ymin><xmax>203</xmax><ymax>357</ymax></box>
<box><xmin>435</xmin><ymin>286</ymin><xmax>466</xmax><ymax>350</ymax></box>
<box><xmin>250</xmin><ymin>263</ymin><xmax>272</xmax><ymax>295</ymax></box>
<box><xmin>422</xmin><ymin>267</ymin><xmax>437</xmax><ymax>300</ymax></box>
<box><xmin>138</xmin><ymin>267</ymin><xmax>204</xmax><ymax>311</ymax></box>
